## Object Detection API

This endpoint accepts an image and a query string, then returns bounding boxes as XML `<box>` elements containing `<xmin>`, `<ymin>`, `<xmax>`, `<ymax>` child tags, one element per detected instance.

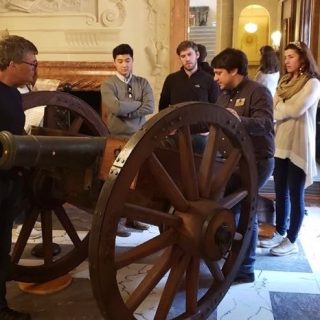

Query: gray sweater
<box><xmin>101</xmin><ymin>75</ymin><xmax>154</xmax><ymax>137</ymax></box>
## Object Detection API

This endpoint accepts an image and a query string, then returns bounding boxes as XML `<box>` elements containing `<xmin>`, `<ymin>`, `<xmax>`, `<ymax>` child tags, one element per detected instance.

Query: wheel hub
<box><xmin>176</xmin><ymin>201</ymin><xmax>236</xmax><ymax>260</ymax></box>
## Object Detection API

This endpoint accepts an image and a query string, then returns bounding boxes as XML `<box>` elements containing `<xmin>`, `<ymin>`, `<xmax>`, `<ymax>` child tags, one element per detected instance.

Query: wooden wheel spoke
<box><xmin>123</xmin><ymin>202</ymin><xmax>182</xmax><ymax>228</ymax></box>
<box><xmin>115</xmin><ymin>229</ymin><xmax>177</xmax><ymax>269</ymax></box>
<box><xmin>40</xmin><ymin>210</ymin><xmax>54</xmax><ymax>265</ymax></box>
<box><xmin>178</xmin><ymin>126</ymin><xmax>199</xmax><ymax>201</ymax></box>
<box><xmin>54</xmin><ymin>206</ymin><xmax>82</xmax><ymax>248</ymax></box>
<box><xmin>186</xmin><ymin>256</ymin><xmax>200</xmax><ymax>314</ymax></box>
<box><xmin>126</xmin><ymin>247</ymin><xmax>173</xmax><ymax>312</ymax></box>
<box><xmin>218</xmin><ymin>189</ymin><xmax>249</xmax><ymax>209</ymax></box>
<box><xmin>12</xmin><ymin>207</ymin><xmax>39</xmax><ymax>263</ymax></box>
<box><xmin>210</xmin><ymin>148</ymin><xmax>241</xmax><ymax>200</ymax></box>
<box><xmin>68</xmin><ymin>115</ymin><xmax>84</xmax><ymax>134</ymax></box>
<box><xmin>205</xmin><ymin>260</ymin><xmax>225</xmax><ymax>282</ymax></box>
<box><xmin>147</xmin><ymin>153</ymin><xmax>189</xmax><ymax>211</ymax></box>
<box><xmin>155</xmin><ymin>250</ymin><xmax>191</xmax><ymax>319</ymax></box>
<box><xmin>199</xmin><ymin>126</ymin><xmax>221</xmax><ymax>198</ymax></box>
<box><xmin>223</xmin><ymin>243</ymin><xmax>241</xmax><ymax>275</ymax></box>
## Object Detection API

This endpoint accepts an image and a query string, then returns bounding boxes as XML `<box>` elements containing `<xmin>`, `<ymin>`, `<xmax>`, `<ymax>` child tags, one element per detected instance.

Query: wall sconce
<box><xmin>271</xmin><ymin>31</ymin><xmax>281</xmax><ymax>50</ymax></box>
<box><xmin>244</xmin><ymin>22</ymin><xmax>258</xmax><ymax>33</ymax></box>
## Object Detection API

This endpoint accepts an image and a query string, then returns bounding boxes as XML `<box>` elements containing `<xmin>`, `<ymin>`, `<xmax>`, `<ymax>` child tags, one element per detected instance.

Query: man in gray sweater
<box><xmin>101</xmin><ymin>44</ymin><xmax>154</xmax><ymax>234</ymax></box>
<box><xmin>101</xmin><ymin>43</ymin><xmax>154</xmax><ymax>137</ymax></box>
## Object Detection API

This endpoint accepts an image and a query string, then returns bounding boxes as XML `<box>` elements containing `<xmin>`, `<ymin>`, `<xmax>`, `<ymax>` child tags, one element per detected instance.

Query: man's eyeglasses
<box><xmin>21</xmin><ymin>61</ymin><xmax>38</xmax><ymax>68</ymax></box>
<box><xmin>128</xmin><ymin>84</ymin><xmax>133</xmax><ymax>98</ymax></box>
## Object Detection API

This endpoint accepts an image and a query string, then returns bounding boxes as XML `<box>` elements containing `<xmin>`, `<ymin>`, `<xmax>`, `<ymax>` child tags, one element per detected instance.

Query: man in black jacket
<box><xmin>0</xmin><ymin>35</ymin><xmax>38</xmax><ymax>320</ymax></box>
<box><xmin>159</xmin><ymin>40</ymin><xmax>219</xmax><ymax>110</ymax></box>
<box><xmin>159</xmin><ymin>40</ymin><xmax>219</xmax><ymax>153</ymax></box>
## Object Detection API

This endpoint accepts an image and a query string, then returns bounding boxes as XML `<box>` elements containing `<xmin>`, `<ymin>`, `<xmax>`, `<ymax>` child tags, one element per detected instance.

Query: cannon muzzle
<box><xmin>0</xmin><ymin>131</ymin><xmax>106</xmax><ymax>170</ymax></box>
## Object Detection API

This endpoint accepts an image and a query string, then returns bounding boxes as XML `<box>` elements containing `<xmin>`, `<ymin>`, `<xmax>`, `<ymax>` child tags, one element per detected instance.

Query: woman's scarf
<box><xmin>276</xmin><ymin>73</ymin><xmax>310</xmax><ymax>100</ymax></box>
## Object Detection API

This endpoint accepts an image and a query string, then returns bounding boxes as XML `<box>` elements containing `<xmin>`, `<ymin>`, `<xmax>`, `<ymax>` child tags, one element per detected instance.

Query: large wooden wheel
<box><xmin>89</xmin><ymin>102</ymin><xmax>258</xmax><ymax>319</ymax></box>
<box><xmin>11</xmin><ymin>91</ymin><xmax>108</xmax><ymax>283</ymax></box>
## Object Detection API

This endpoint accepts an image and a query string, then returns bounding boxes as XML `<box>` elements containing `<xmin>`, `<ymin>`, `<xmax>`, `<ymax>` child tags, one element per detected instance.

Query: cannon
<box><xmin>1</xmin><ymin>91</ymin><xmax>257</xmax><ymax>319</ymax></box>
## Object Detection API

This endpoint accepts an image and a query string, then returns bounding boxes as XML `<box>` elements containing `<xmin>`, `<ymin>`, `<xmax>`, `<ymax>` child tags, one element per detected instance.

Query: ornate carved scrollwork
<box><xmin>100</xmin><ymin>0</ymin><xmax>126</xmax><ymax>27</ymax></box>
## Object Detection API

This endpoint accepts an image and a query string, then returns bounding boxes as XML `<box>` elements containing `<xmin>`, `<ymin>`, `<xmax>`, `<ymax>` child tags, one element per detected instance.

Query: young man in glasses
<box><xmin>0</xmin><ymin>35</ymin><xmax>38</xmax><ymax>320</ymax></box>
<box><xmin>101</xmin><ymin>43</ymin><xmax>154</xmax><ymax>235</ymax></box>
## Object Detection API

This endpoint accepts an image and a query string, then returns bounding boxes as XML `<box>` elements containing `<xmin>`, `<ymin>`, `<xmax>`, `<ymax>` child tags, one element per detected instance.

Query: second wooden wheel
<box><xmin>11</xmin><ymin>91</ymin><xmax>108</xmax><ymax>283</ymax></box>
<box><xmin>89</xmin><ymin>102</ymin><xmax>258</xmax><ymax>319</ymax></box>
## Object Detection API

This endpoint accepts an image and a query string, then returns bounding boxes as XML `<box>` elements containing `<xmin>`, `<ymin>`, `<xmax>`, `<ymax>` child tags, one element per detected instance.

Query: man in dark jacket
<box><xmin>0</xmin><ymin>35</ymin><xmax>38</xmax><ymax>320</ymax></box>
<box><xmin>211</xmin><ymin>48</ymin><xmax>275</xmax><ymax>283</ymax></box>
<box><xmin>159</xmin><ymin>40</ymin><xmax>219</xmax><ymax>110</ymax></box>
<box><xmin>159</xmin><ymin>40</ymin><xmax>219</xmax><ymax>153</ymax></box>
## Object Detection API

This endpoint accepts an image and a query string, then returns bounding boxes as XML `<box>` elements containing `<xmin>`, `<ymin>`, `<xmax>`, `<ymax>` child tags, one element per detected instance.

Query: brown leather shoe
<box><xmin>116</xmin><ymin>223</ymin><xmax>131</xmax><ymax>237</ymax></box>
<box><xmin>125</xmin><ymin>219</ymin><xmax>149</xmax><ymax>230</ymax></box>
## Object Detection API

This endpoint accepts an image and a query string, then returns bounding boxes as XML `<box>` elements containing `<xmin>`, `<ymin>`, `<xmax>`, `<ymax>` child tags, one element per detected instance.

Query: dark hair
<box><xmin>211</xmin><ymin>48</ymin><xmax>248</xmax><ymax>76</ymax></box>
<box><xmin>259</xmin><ymin>45</ymin><xmax>274</xmax><ymax>55</ymax></box>
<box><xmin>285</xmin><ymin>41</ymin><xmax>320</xmax><ymax>79</ymax></box>
<box><xmin>176</xmin><ymin>40</ymin><xmax>198</xmax><ymax>55</ymax></box>
<box><xmin>259</xmin><ymin>45</ymin><xmax>280</xmax><ymax>73</ymax></box>
<box><xmin>112</xmin><ymin>43</ymin><xmax>133</xmax><ymax>60</ymax></box>
<box><xmin>0</xmin><ymin>35</ymin><xmax>38</xmax><ymax>71</ymax></box>
<box><xmin>197</xmin><ymin>44</ymin><xmax>207</xmax><ymax>62</ymax></box>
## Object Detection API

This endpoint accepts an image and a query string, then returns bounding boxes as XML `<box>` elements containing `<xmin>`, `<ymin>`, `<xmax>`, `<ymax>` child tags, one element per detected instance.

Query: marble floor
<box><xmin>7</xmin><ymin>206</ymin><xmax>320</xmax><ymax>320</ymax></box>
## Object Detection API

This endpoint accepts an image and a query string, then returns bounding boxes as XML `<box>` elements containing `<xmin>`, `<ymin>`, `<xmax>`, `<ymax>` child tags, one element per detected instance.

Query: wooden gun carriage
<box><xmin>0</xmin><ymin>91</ymin><xmax>257</xmax><ymax>319</ymax></box>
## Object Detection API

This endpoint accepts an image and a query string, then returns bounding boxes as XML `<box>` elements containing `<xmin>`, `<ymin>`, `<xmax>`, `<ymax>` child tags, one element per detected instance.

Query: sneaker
<box><xmin>15</xmin><ymin>223</ymin><xmax>42</xmax><ymax>240</ymax></box>
<box><xmin>259</xmin><ymin>231</ymin><xmax>285</xmax><ymax>248</ymax></box>
<box><xmin>270</xmin><ymin>237</ymin><xmax>299</xmax><ymax>256</ymax></box>
<box><xmin>0</xmin><ymin>307</ymin><xmax>31</xmax><ymax>319</ymax></box>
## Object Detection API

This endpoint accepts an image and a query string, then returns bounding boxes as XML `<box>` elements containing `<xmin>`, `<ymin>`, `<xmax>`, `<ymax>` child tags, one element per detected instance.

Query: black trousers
<box><xmin>0</xmin><ymin>174</ymin><xmax>24</xmax><ymax>309</ymax></box>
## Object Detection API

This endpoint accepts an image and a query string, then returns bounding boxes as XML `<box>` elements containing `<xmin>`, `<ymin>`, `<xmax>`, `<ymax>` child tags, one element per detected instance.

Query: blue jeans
<box><xmin>191</xmin><ymin>134</ymin><xmax>208</xmax><ymax>154</ymax></box>
<box><xmin>238</xmin><ymin>157</ymin><xmax>274</xmax><ymax>274</ymax></box>
<box><xmin>0</xmin><ymin>174</ymin><xmax>24</xmax><ymax>309</ymax></box>
<box><xmin>273</xmin><ymin>157</ymin><xmax>306</xmax><ymax>243</ymax></box>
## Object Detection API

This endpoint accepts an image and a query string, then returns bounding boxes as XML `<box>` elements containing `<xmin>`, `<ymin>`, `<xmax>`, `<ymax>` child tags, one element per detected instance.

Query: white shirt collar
<box><xmin>116</xmin><ymin>72</ymin><xmax>132</xmax><ymax>84</ymax></box>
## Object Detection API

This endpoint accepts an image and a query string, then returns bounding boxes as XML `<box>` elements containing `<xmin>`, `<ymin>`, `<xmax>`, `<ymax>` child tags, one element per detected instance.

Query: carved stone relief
<box><xmin>0</xmin><ymin>0</ymin><xmax>127</xmax><ymax>57</ymax></box>
<box><xmin>0</xmin><ymin>0</ymin><xmax>83</xmax><ymax>13</ymax></box>
<box><xmin>144</xmin><ymin>0</ymin><xmax>169</xmax><ymax>94</ymax></box>
<box><xmin>0</xmin><ymin>0</ymin><xmax>126</xmax><ymax>27</ymax></box>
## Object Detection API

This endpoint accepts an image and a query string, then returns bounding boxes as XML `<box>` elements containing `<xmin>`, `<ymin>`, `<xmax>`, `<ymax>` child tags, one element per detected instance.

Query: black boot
<box><xmin>233</xmin><ymin>272</ymin><xmax>255</xmax><ymax>284</ymax></box>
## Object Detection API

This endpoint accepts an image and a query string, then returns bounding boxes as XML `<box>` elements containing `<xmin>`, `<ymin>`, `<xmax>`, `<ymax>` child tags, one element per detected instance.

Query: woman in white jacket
<box><xmin>260</xmin><ymin>41</ymin><xmax>320</xmax><ymax>255</ymax></box>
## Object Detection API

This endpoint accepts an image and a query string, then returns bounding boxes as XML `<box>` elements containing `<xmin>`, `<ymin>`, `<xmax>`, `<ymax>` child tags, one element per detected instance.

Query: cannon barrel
<box><xmin>0</xmin><ymin>131</ymin><xmax>106</xmax><ymax>170</ymax></box>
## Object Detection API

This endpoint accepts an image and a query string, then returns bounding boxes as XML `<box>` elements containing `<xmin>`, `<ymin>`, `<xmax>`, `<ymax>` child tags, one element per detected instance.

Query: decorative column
<box><xmin>170</xmin><ymin>0</ymin><xmax>189</xmax><ymax>72</ymax></box>
<box><xmin>216</xmin><ymin>0</ymin><xmax>233</xmax><ymax>51</ymax></box>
